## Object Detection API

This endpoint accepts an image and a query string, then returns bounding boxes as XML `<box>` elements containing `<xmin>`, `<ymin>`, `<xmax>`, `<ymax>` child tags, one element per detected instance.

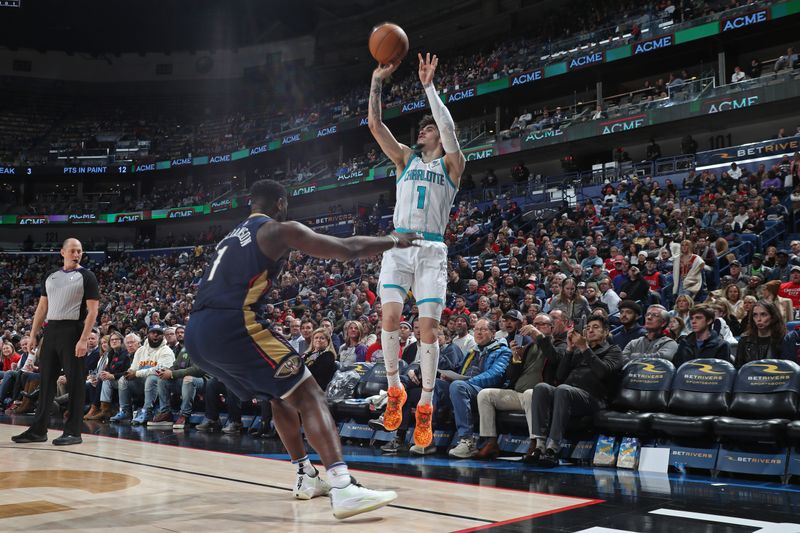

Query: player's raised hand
<box><xmin>418</xmin><ymin>52</ymin><xmax>438</xmax><ymax>87</ymax></box>
<box><xmin>373</xmin><ymin>61</ymin><xmax>400</xmax><ymax>80</ymax></box>
<box><xmin>391</xmin><ymin>231</ymin><xmax>421</xmax><ymax>248</ymax></box>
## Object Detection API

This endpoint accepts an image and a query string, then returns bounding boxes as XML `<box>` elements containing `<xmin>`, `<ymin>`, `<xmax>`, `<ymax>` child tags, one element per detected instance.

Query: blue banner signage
<box><xmin>401</xmin><ymin>98</ymin><xmax>427</xmax><ymax>113</ymax></box>
<box><xmin>291</xmin><ymin>185</ymin><xmax>317</xmax><ymax>196</ymax></box>
<box><xmin>249</xmin><ymin>144</ymin><xmax>269</xmax><ymax>156</ymax></box>
<box><xmin>336</xmin><ymin>169</ymin><xmax>366</xmax><ymax>182</ymax></box>
<box><xmin>790</xmin><ymin>449</ymin><xmax>800</xmax><ymax>476</ymax></box>
<box><xmin>464</xmin><ymin>147</ymin><xmax>496</xmax><ymax>161</ymax></box>
<box><xmin>523</xmin><ymin>128</ymin><xmax>564</xmax><ymax>146</ymax></box>
<box><xmin>5</xmin><ymin>6</ymin><xmax>797</xmax><ymax>179</ymax></box>
<box><xmin>704</xmin><ymin>95</ymin><xmax>760</xmax><ymax>114</ymax></box>
<box><xmin>281</xmin><ymin>133</ymin><xmax>301</xmax><ymax>145</ymax></box>
<box><xmin>511</xmin><ymin>69</ymin><xmax>543</xmax><ymax>86</ymax></box>
<box><xmin>669</xmin><ymin>445</ymin><xmax>719</xmax><ymax>470</ymax></box>
<box><xmin>696</xmin><ymin>135</ymin><xmax>800</xmax><ymax>165</ymax></box>
<box><xmin>721</xmin><ymin>9</ymin><xmax>769</xmax><ymax>31</ymax></box>
<box><xmin>716</xmin><ymin>447</ymin><xmax>788</xmax><ymax>476</ymax></box>
<box><xmin>569</xmin><ymin>51</ymin><xmax>604</xmax><ymax>70</ymax></box>
<box><xmin>339</xmin><ymin>422</ymin><xmax>374</xmax><ymax>440</ymax></box>
<box><xmin>599</xmin><ymin>114</ymin><xmax>646</xmax><ymax>135</ymax></box>
<box><xmin>209</xmin><ymin>154</ymin><xmax>231</xmax><ymax>164</ymax></box>
<box><xmin>498</xmin><ymin>434</ymin><xmax>532</xmax><ymax>454</ymax></box>
<box><xmin>317</xmin><ymin>125</ymin><xmax>337</xmax><ymax>137</ymax></box>
<box><xmin>446</xmin><ymin>88</ymin><xmax>476</xmax><ymax>103</ymax></box>
<box><xmin>634</xmin><ymin>34</ymin><xmax>674</xmax><ymax>55</ymax></box>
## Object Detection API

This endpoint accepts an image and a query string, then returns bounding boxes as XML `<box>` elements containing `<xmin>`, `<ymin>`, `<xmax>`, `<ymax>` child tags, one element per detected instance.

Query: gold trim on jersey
<box><xmin>242</xmin><ymin>271</ymin><xmax>291</xmax><ymax>365</ymax></box>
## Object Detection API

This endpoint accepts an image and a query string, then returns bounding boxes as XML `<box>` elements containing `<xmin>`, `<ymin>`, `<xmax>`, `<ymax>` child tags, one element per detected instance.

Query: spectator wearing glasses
<box><xmin>445</xmin><ymin>319</ymin><xmax>512</xmax><ymax>459</ymax></box>
<box><xmin>529</xmin><ymin>316</ymin><xmax>622</xmax><ymax>468</ymax></box>
<box><xmin>622</xmin><ymin>305</ymin><xmax>678</xmax><ymax>362</ymax></box>
<box><xmin>475</xmin><ymin>313</ymin><xmax>558</xmax><ymax>460</ymax></box>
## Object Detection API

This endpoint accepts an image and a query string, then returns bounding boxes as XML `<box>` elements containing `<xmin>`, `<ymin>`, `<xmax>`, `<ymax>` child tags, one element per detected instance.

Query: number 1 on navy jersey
<box><xmin>208</xmin><ymin>245</ymin><xmax>228</xmax><ymax>281</ymax></box>
<box><xmin>416</xmin><ymin>185</ymin><xmax>427</xmax><ymax>209</ymax></box>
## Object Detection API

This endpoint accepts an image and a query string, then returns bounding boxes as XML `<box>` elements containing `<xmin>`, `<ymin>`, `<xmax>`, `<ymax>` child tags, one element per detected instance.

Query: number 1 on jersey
<box><xmin>416</xmin><ymin>185</ymin><xmax>427</xmax><ymax>209</ymax></box>
<box><xmin>208</xmin><ymin>245</ymin><xmax>228</xmax><ymax>281</ymax></box>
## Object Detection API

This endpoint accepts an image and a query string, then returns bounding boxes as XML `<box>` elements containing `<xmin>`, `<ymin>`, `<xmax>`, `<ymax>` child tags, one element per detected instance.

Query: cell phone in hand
<box><xmin>514</xmin><ymin>333</ymin><xmax>524</xmax><ymax>346</ymax></box>
<box><xmin>574</xmin><ymin>316</ymin><xmax>586</xmax><ymax>333</ymax></box>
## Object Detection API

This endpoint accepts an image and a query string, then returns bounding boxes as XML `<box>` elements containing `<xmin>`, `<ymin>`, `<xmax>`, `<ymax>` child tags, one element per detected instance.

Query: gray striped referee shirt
<box><xmin>43</xmin><ymin>267</ymin><xmax>100</xmax><ymax>322</ymax></box>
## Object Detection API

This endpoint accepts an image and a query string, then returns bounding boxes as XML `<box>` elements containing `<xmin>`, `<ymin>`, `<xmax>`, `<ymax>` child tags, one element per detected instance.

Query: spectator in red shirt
<box><xmin>360</xmin><ymin>280</ymin><xmax>377</xmax><ymax>306</ymax></box>
<box><xmin>643</xmin><ymin>257</ymin><xmax>666</xmax><ymax>295</ymax></box>
<box><xmin>608</xmin><ymin>256</ymin><xmax>627</xmax><ymax>283</ymax></box>
<box><xmin>779</xmin><ymin>266</ymin><xmax>800</xmax><ymax>310</ymax></box>
<box><xmin>1</xmin><ymin>341</ymin><xmax>21</xmax><ymax>373</ymax></box>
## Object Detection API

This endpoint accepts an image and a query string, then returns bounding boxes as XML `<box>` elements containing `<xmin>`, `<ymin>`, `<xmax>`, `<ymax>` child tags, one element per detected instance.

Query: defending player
<box><xmin>367</xmin><ymin>53</ymin><xmax>466</xmax><ymax>447</ymax></box>
<box><xmin>185</xmin><ymin>179</ymin><xmax>418</xmax><ymax>519</ymax></box>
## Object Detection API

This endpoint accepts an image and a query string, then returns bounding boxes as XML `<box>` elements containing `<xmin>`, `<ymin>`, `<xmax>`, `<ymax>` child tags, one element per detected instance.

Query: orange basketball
<box><xmin>368</xmin><ymin>23</ymin><xmax>409</xmax><ymax>65</ymax></box>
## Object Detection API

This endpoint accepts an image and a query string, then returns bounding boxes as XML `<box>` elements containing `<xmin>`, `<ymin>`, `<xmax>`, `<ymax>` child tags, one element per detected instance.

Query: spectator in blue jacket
<box><xmin>443</xmin><ymin>319</ymin><xmax>512</xmax><ymax>459</ymax></box>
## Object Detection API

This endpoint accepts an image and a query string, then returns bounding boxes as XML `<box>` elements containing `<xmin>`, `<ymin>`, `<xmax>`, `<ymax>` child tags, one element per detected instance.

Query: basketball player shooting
<box><xmin>368</xmin><ymin>52</ymin><xmax>466</xmax><ymax>448</ymax></box>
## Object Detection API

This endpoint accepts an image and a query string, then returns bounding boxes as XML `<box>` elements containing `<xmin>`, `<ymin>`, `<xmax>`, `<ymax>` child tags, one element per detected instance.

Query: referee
<box><xmin>12</xmin><ymin>238</ymin><xmax>99</xmax><ymax>446</ymax></box>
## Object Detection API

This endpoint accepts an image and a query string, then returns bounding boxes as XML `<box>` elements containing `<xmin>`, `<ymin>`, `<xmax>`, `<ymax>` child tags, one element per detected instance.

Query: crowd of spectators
<box><xmin>3</xmin><ymin>142</ymin><xmax>800</xmax><ymax>460</ymax></box>
<box><xmin>19</xmin><ymin>181</ymin><xmax>219</xmax><ymax>217</ymax></box>
<box><xmin>0</xmin><ymin>0</ymin><xmax>750</xmax><ymax>168</ymax></box>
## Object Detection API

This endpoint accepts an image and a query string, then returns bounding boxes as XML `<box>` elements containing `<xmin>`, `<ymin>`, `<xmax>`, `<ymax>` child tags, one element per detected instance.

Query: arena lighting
<box><xmin>0</xmin><ymin>0</ymin><xmax>21</xmax><ymax>6</ymax></box>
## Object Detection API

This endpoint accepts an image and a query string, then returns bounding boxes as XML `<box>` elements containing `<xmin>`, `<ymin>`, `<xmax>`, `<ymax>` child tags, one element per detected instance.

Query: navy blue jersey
<box><xmin>193</xmin><ymin>214</ymin><xmax>286</xmax><ymax>312</ymax></box>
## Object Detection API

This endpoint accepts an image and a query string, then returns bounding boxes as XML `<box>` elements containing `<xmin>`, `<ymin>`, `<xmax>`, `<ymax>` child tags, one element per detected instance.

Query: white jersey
<box><xmin>393</xmin><ymin>154</ymin><xmax>457</xmax><ymax>241</ymax></box>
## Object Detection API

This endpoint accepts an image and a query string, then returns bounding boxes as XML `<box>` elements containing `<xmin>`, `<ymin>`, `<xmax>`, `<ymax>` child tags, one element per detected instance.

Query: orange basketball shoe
<box><xmin>413</xmin><ymin>403</ymin><xmax>434</xmax><ymax>448</ymax></box>
<box><xmin>383</xmin><ymin>385</ymin><xmax>407</xmax><ymax>431</ymax></box>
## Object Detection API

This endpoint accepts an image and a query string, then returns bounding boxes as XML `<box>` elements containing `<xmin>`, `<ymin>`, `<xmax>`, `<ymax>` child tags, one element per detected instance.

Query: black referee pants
<box><xmin>30</xmin><ymin>321</ymin><xmax>85</xmax><ymax>437</ymax></box>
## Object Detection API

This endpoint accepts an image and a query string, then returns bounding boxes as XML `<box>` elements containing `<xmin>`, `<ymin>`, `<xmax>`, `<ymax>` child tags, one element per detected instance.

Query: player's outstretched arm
<box><xmin>418</xmin><ymin>52</ymin><xmax>466</xmax><ymax>183</ymax></box>
<box><xmin>367</xmin><ymin>63</ymin><xmax>413</xmax><ymax>168</ymax></box>
<box><xmin>269</xmin><ymin>221</ymin><xmax>418</xmax><ymax>261</ymax></box>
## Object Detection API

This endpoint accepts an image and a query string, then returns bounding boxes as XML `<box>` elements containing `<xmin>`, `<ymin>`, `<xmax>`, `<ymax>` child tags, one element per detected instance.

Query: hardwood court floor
<box><xmin>0</xmin><ymin>423</ymin><xmax>597</xmax><ymax>532</ymax></box>
<box><xmin>2</xmin><ymin>418</ymin><xmax>800</xmax><ymax>532</ymax></box>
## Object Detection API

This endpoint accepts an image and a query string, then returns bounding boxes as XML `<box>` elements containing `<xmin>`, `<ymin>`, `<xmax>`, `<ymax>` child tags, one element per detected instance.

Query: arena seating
<box><xmin>713</xmin><ymin>359</ymin><xmax>800</xmax><ymax>443</ymax></box>
<box><xmin>593</xmin><ymin>358</ymin><xmax>675</xmax><ymax>437</ymax></box>
<box><xmin>650</xmin><ymin>359</ymin><xmax>737</xmax><ymax>439</ymax></box>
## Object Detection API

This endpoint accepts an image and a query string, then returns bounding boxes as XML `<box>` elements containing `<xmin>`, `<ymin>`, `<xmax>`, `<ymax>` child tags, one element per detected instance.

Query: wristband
<box><xmin>389</xmin><ymin>234</ymin><xmax>399</xmax><ymax>247</ymax></box>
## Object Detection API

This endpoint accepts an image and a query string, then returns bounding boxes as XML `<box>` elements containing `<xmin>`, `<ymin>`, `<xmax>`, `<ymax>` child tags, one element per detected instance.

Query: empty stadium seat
<box><xmin>594</xmin><ymin>358</ymin><xmax>675</xmax><ymax>436</ymax></box>
<box><xmin>713</xmin><ymin>359</ymin><xmax>800</xmax><ymax>442</ymax></box>
<box><xmin>650</xmin><ymin>359</ymin><xmax>736</xmax><ymax>439</ymax></box>
<box><xmin>788</xmin><ymin>421</ymin><xmax>800</xmax><ymax>442</ymax></box>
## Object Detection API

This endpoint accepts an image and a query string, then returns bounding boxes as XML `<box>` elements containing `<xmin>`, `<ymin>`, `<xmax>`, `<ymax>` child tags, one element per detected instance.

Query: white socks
<box><xmin>292</xmin><ymin>455</ymin><xmax>316</xmax><ymax>477</ymax></box>
<box><xmin>418</xmin><ymin>342</ymin><xmax>439</xmax><ymax>405</ymax></box>
<box><xmin>382</xmin><ymin>329</ymin><xmax>401</xmax><ymax>389</ymax></box>
<box><xmin>326</xmin><ymin>462</ymin><xmax>351</xmax><ymax>489</ymax></box>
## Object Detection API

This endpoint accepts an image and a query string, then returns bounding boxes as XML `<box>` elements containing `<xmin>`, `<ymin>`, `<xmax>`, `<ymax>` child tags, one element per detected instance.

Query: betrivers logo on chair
<box><xmin>674</xmin><ymin>359</ymin><xmax>735</xmax><ymax>391</ymax></box>
<box><xmin>740</xmin><ymin>362</ymin><xmax>798</xmax><ymax>391</ymax></box>
<box><xmin>622</xmin><ymin>359</ymin><xmax>673</xmax><ymax>390</ymax></box>
<box><xmin>686</xmin><ymin>362</ymin><xmax>725</xmax><ymax>374</ymax></box>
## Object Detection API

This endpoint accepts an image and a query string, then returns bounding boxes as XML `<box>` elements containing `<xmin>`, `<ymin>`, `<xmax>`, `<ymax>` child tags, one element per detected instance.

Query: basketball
<box><xmin>368</xmin><ymin>22</ymin><xmax>409</xmax><ymax>65</ymax></box>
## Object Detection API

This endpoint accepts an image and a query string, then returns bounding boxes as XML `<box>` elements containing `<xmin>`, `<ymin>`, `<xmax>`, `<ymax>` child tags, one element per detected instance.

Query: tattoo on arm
<box><xmin>369</xmin><ymin>78</ymin><xmax>382</xmax><ymax>119</ymax></box>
